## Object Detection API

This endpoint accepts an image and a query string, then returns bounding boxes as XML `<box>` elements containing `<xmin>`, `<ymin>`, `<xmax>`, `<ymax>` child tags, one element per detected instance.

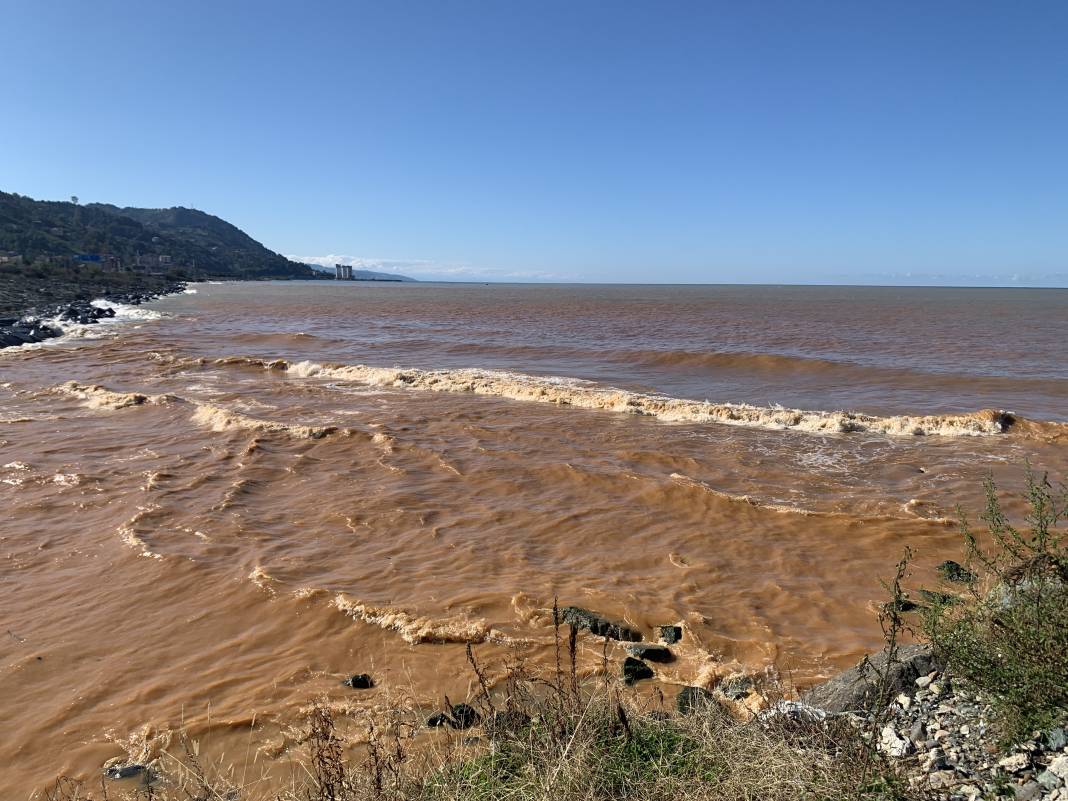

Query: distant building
<box><xmin>335</xmin><ymin>263</ymin><xmax>353</xmax><ymax>280</ymax></box>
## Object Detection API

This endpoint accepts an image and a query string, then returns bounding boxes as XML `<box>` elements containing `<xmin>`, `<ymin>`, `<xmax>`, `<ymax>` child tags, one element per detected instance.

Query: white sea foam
<box><xmin>1</xmin><ymin>300</ymin><xmax>164</xmax><ymax>355</ymax></box>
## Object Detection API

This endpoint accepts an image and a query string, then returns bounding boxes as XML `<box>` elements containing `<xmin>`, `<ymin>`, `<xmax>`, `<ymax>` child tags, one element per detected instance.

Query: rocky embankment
<box><xmin>844</xmin><ymin>649</ymin><xmax>1066</xmax><ymax>801</ymax></box>
<box><xmin>0</xmin><ymin>282</ymin><xmax>184</xmax><ymax>349</ymax></box>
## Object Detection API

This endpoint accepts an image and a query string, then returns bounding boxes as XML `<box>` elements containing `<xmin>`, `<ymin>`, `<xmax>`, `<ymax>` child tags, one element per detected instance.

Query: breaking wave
<box><xmin>52</xmin><ymin>381</ymin><xmax>353</xmax><ymax>440</ymax></box>
<box><xmin>333</xmin><ymin>594</ymin><xmax>502</xmax><ymax>645</ymax></box>
<box><xmin>55</xmin><ymin>381</ymin><xmax>173</xmax><ymax>410</ymax></box>
<box><xmin>190</xmin><ymin>403</ymin><xmax>342</xmax><ymax>440</ymax></box>
<box><xmin>281</xmin><ymin>360</ymin><xmax>1016</xmax><ymax>438</ymax></box>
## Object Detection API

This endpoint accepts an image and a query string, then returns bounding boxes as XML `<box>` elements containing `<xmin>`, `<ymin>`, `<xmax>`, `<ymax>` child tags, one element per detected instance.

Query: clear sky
<box><xmin>3</xmin><ymin>1</ymin><xmax>1067</xmax><ymax>285</ymax></box>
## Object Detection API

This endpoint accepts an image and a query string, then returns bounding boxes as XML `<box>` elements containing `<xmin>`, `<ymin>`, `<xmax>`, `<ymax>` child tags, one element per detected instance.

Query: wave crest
<box><xmin>333</xmin><ymin>594</ymin><xmax>498</xmax><ymax>644</ymax></box>
<box><xmin>189</xmin><ymin>403</ymin><xmax>342</xmax><ymax>439</ymax></box>
<box><xmin>282</xmin><ymin>360</ymin><xmax>1015</xmax><ymax>438</ymax></box>
<box><xmin>56</xmin><ymin>381</ymin><xmax>173</xmax><ymax>410</ymax></box>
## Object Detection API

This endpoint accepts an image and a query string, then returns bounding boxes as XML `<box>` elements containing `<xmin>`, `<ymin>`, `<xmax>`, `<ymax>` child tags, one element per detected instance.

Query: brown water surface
<box><xmin>2</xmin><ymin>282</ymin><xmax>1066</xmax><ymax>797</ymax></box>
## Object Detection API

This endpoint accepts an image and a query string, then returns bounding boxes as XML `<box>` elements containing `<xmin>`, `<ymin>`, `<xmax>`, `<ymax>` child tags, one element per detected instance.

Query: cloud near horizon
<box><xmin>286</xmin><ymin>254</ymin><xmax>571</xmax><ymax>282</ymax></box>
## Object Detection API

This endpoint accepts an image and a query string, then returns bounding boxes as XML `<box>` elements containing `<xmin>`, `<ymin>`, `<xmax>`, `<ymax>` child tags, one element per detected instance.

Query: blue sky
<box><xmin>3</xmin><ymin>0</ymin><xmax>1067</xmax><ymax>284</ymax></box>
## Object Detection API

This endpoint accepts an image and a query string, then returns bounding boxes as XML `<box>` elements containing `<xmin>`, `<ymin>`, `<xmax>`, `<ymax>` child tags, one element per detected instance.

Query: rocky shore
<box><xmin>0</xmin><ymin>281</ymin><xmax>185</xmax><ymax>350</ymax></box>
<box><xmin>334</xmin><ymin>606</ymin><xmax>1067</xmax><ymax>800</ymax></box>
<box><xmin>866</xmin><ymin>660</ymin><xmax>1066</xmax><ymax>800</ymax></box>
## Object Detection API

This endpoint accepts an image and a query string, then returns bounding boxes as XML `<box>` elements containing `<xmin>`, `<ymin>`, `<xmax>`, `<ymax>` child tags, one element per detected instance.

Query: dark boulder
<box><xmin>626</xmin><ymin>643</ymin><xmax>674</xmax><ymax>663</ymax></box>
<box><xmin>1</xmin><ymin>329</ymin><xmax>32</xmax><ymax>346</ymax></box>
<box><xmin>676</xmin><ymin>686</ymin><xmax>715</xmax><ymax>715</ymax></box>
<box><xmin>937</xmin><ymin>560</ymin><xmax>977</xmax><ymax>584</ymax></box>
<box><xmin>884</xmin><ymin>597</ymin><xmax>921</xmax><ymax>613</ymax></box>
<box><xmin>449</xmin><ymin>703</ymin><xmax>481</xmax><ymax>729</ymax></box>
<box><xmin>343</xmin><ymin>673</ymin><xmax>374</xmax><ymax>689</ymax></box>
<box><xmin>658</xmin><ymin>625</ymin><xmax>682</xmax><ymax>644</ymax></box>
<box><xmin>105</xmin><ymin>764</ymin><xmax>146</xmax><ymax>780</ymax></box>
<box><xmin>801</xmin><ymin>644</ymin><xmax>944</xmax><ymax>714</ymax></box>
<box><xmin>560</xmin><ymin>606</ymin><xmax>642</xmax><ymax>642</ymax></box>
<box><xmin>622</xmin><ymin>656</ymin><xmax>654</xmax><ymax>685</ymax></box>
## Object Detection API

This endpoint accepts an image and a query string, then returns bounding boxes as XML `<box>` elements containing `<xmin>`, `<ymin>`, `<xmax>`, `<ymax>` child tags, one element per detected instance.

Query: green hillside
<box><xmin>0</xmin><ymin>191</ymin><xmax>316</xmax><ymax>280</ymax></box>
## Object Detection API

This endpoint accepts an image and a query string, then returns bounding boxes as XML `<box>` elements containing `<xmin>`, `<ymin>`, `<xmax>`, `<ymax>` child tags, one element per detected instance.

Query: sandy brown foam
<box><xmin>333</xmin><ymin>594</ymin><xmax>500</xmax><ymax>645</ymax></box>
<box><xmin>281</xmin><ymin>360</ymin><xmax>1016</xmax><ymax>438</ymax></box>
<box><xmin>55</xmin><ymin>381</ymin><xmax>173</xmax><ymax>410</ymax></box>
<box><xmin>189</xmin><ymin>403</ymin><xmax>341</xmax><ymax>440</ymax></box>
<box><xmin>54</xmin><ymin>381</ymin><xmax>347</xmax><ymax>440</ymax></box>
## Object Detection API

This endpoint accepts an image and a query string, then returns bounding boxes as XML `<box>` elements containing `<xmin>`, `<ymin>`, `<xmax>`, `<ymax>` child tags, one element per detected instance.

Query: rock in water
<box><xmin>626</xmin><ymin>643</ymin><xmax>674</xmax><ymax>663</ymax></box>
<box><xmin>449</xmin><ymin>704</ymin><xmax>481</xmax><ymax>729</ymax></box>
<box><xmin>560</xmin><ymin>606</ymin><xmax>642</xmax><ymax>642</ymax></box>
<box><xmin>343</xmin><ymin>673</ymin><xmax>374</xmax><ymax>689</ymax></box>
<box><xmin>658</xmin><ymin>625</ymin><xmax>682</xmax><ymax>644</ymax></box>
<box><xmin>802</xmin><ymin>644</ymin><xmax>944</xmax><ymax>713</ymax></box>
<box><xmin>622</xmin><ymin>656</ymin><xmax>654</xmax><ymax>685</ymax></box>
<box><xmin>105</xmin><ymin>764</ymin><xmax>146</xmax><ymax>780</ymax></box>
<box><xmin>937</xmin><ymin>560</ymin><xmax>977</xmax><ymax>584</ymax></box>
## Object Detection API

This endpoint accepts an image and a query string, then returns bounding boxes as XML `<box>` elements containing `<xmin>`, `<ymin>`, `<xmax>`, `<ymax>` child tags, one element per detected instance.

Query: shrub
<box><xmin>921</xmin><ymin>470</ymin><xmax>1068</xmax><ymax>742</ymax></box>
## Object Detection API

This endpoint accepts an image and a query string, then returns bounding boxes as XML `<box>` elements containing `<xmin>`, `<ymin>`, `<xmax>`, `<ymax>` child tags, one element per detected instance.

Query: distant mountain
<box><xmin>0</xmin><ymin>191</ymin><xmax>317</xmax><ymax>279</ymax></box>
<box><xmin>307</xmin><ymin>263</ymin><xmax>417</xmax><ymax>282</ymax></box>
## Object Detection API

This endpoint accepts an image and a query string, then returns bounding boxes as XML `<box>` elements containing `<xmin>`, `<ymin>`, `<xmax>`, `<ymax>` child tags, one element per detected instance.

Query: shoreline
<box><xmin>0</xmin><ymin>278</ymin><xmax>188</xmax><ymax>350</ymax></box>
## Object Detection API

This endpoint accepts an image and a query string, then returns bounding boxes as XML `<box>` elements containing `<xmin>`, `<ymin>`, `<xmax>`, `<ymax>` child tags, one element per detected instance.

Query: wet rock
<box><xmin>622</xmin><ymin>656</ymin><xmax>654</xmax><ymax>685</ymax></box>
<box><xmin>343</xmin><ymin>673</ymin><xmax>374</xmax><ymax>689</ymax></box>
<box><xmin>626</xmin><ymin>643</ymin><xmax>673</xmax><ymax>663</ymax></box>
<box><xmin>884</xmin><ymin>597</ymin><xmax>921</xmax><ymax>613</ymax></box>
<box><xmin>802</xmin><ymin>644</ymin><xmax>944</xmax><ymax>714</ymax></box>
<box><xmin>105</xmin><ymin>764</ymin><xmax>146</xmax><ymax>780</ymax></box>
<box><xmin>676</xmin><ymin>685</ymin><xmax>715</xmax><ymax>715</ymax></box>
<box><xmin>658</xmin><ymin>625</ymin><xmax>682</xmax><ymax>644</ymax></box>
<box><xmin>560</xmin><ymin>606</ymin><xmax>642</xmax><ymax>642</ymax></box>
<box><xmin>937</xmin><ymin>560</ymin><xmax>977</xmax><ymax>584</ymax></box>
<box><xmin>449</xmin><ymin>704</ymin><xmax>481</xmax><ymax>730</ymax></box>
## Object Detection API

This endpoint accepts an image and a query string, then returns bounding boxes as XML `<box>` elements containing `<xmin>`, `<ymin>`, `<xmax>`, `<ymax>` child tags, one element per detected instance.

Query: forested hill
<box><xmin>0</xmin><ymin>191</ymin><xmax>317</xmax><ymax>279</ymax></box>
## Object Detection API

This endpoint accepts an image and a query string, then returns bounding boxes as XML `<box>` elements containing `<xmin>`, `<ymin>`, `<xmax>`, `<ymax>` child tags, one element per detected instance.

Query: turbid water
<box><xmin>2</xmin><ymin>281</ymin><xmax>1066</xmax><ymax>797</ymax></box>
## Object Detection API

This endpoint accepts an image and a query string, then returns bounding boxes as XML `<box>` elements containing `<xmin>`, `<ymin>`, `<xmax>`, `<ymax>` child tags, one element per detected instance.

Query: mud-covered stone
<box><xmin>560</xmin><ymin>606</ymin><xmax>642</xmax><ymax>642</ymax></box>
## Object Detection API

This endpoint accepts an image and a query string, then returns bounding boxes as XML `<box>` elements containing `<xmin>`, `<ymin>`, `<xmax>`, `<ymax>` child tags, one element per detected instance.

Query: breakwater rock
<box><xmin>0</xmin><ymin>283</ymin><xmax>185</xmax><ymax>350</ymax></box>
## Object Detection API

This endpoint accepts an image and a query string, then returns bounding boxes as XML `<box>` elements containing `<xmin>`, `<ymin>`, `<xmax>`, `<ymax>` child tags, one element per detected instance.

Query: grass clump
<box><xmin>921</xmin><ymin>469</ymin><xmax>1068</xmax><ymax>742</ymax></box>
